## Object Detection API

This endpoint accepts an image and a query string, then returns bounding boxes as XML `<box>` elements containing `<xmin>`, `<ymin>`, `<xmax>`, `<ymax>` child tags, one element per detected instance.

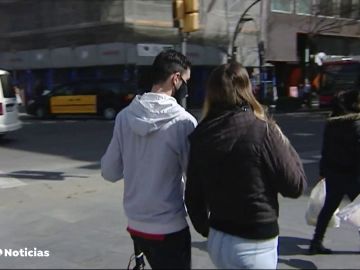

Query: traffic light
<box><xmin>183</xmin><ymin>0</ymin><xmax>199</xmax><ymax>33</ymax></box>
<box><xmin>172</xmin><ymin>0</ymin><xmax>184</xmax><ymax>28</ymax></box>
<box><xmin>172</xmin><ymin>0</ymin><xmax>199</xmax><ymax>33</ymax></box>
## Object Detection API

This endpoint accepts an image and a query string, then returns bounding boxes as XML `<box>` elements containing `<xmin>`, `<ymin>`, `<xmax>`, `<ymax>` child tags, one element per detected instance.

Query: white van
<box><xmin>0</xmin><ymin>70</ymin><xmax>21</xmax><ymax>137</ymax></box>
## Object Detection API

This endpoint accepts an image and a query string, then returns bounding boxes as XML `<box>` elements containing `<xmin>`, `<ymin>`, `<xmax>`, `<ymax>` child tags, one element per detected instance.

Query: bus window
<box><xmin>321</xmin><ymin>63</ymin><xmax>359</xmax><ymax>94</ymax></box>
<box><xmin>318</xmin><ymin>60</ymin><xmax>360</xmax><ymax>107</ymax></box>
<box><xmin>0</xmin><ymin>74</ymin><xmax>16</xmax><ymax>98</ymax></box>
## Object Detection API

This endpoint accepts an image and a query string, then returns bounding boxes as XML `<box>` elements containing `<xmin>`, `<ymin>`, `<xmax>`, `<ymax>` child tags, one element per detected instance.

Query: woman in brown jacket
<box><xmin>185</xmin><ymin>62</ymin><xmax>307</xmax><ymax>269</ymax></box>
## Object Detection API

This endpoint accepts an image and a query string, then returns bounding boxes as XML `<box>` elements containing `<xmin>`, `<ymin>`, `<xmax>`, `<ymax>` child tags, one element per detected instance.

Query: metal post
<box><xmin>230</xmin><ymin>0</ymin><xmax>261</xmax><ymax>62</ymax></box>
<box><xmin>304</xmin><ymin>43</ymin><xmax>312</xmax><ymax>108</ymax></box>
<box><xmin>258</xmin><ymin>0</ymin><xmax>268</xmax><ymax>103</ymax></box>
<box><xmin>181</xmin><ymin>32</ymin><xmax>187</xmax><ymax>56</ymax></box>
<box><xmin>180</xmin><ymin>31</ymin><xmax>188</xmax><ymax>109</ymax></box>
<box><xmin>258</xmin><ymin>41</ymin><xmax>265</xmax><ymax>102</ymax></box>
<box><xmin>305</xmin><ymin>45</ymin><xmax>310</xmax><ymax>81</ymax></box>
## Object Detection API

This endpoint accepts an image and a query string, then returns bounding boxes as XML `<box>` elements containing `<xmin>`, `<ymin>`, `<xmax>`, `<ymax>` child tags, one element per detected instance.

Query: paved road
<box><xmin>0</xmin><ymin>112</ymin><xmax>359</xmax><ymax>269</ymax></box>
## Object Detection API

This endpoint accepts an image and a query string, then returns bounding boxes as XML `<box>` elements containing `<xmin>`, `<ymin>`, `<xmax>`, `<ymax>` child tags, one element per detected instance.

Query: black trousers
<box><xmin>313</xmin><ymin>178</ymin><xmax>359</xmax><ymax>242</ymax></box>
<box><xmin>131</xmin><ymin>227</ymin><xmax>191</xmax><ymax>269</ymax></box>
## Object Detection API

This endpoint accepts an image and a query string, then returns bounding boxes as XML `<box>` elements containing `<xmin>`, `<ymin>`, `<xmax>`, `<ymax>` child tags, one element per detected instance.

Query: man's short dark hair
<box><xmin>151</xmin><ymin>49</ymin><xmax>191</xmax><ymax>85</ymax></box>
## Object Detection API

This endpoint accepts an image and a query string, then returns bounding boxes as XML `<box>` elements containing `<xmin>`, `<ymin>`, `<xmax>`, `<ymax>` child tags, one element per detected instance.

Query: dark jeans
<box><xmin>313</xmin><ymin>178</ymin><xmax>359</xmax><ymax>242</ymax></box>
<box><xmin>130</xmin><ymin>227</ymin><xmax>191</xmax><ymax>269</ymax></box>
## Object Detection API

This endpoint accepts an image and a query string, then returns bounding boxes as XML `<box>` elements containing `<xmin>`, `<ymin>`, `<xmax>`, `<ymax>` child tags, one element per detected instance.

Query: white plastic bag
<box><xmin>305</xmin><ymin>179</ymin><xmax>340</xmax><ymax>228</ymax></box>
<box><xmin>337</xmin><ymin>195</ymin><xmax>360</xmax><ymax>228</ymax></box>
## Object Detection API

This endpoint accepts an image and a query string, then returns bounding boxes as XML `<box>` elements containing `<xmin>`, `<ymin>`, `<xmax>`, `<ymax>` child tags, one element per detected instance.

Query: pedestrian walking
<box><xmin>185</xmin><ymin>62</ymin><xmax>307</xmax><ymax>269</ymax></box>
<box><xmin>101</xmin><ymin>49</ymin><xmax>197</xmax><ymax>269</ymax></box>
<box><xmin>309</xmin><ymin>90</ymin><xmax>360</xmax><ymax>255</ymax></box>
<box><xmin>302</xmin><ymin>78</ymin><xmax>313</xmax><ymax>108</ymax></box>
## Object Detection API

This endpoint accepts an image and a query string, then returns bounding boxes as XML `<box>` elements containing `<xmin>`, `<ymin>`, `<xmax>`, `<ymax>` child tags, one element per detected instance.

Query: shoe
<box><xmin>308</xmin><ymin>241</ymin><xmax>332</xmax><ymax>255</ymax></box>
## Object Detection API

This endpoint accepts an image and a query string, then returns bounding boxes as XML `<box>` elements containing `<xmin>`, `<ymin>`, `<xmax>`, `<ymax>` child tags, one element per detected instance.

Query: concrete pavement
<box><xmin>0</xmin><ymin>111</ymin><xmax>359</xmax><ymax>269</ymax></box>
<box><xmin>0</xmin><ymin>171</ymin><xmax>359</xmax><ymax>269</ymax></box>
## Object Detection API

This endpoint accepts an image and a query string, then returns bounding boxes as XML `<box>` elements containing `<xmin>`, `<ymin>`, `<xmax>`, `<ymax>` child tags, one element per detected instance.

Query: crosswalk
<box><xmin>0</xmin><ymin>171</ymin><xmax>27</xmax><ymax>189</ymax></box>
<box><xmin>299</xmin><ymin>151</ymin><xmax>321</xmax><ymax>165</ymax></box>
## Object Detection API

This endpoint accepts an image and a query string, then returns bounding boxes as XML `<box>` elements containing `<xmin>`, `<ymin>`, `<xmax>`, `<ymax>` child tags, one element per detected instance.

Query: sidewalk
<box><xmin>0</xmin><ymin>174</ymin><xmax>359</xmax><ymax>269</ymax></box>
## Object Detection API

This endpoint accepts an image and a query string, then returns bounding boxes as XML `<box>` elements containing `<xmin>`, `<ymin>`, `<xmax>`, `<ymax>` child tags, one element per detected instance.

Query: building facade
<box><xmin>264</xmin><ymin>0</ymin><xmax>360</xmax><ymax>96</ymax></box>
<box><xmin>2</xmin><ymin>0</ymin><xmax>357</xmax><ymax>104</ymax></box>
<box><xmin>0</xmin><ymin>0</ymin><xmax>263</xmax><ymax>106</ymax></box>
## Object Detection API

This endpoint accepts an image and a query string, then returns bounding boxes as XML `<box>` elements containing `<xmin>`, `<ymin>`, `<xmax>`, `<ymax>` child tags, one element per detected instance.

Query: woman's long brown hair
<box><xmin>202</xmin><ymin>62</ymin><xmax>266</xmax><ymax>121</ymax></box>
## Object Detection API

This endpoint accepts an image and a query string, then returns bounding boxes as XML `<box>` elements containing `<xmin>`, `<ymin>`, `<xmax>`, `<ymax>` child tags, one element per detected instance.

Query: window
<box><xmin>77</xmin><ymin>67</ymin><xmax>96</xmax><ymax>80</ymax></box>
<box><xmin>99</xmin><ymin>81</ymin><xmax>132</xmax><ymax>95</ymax></box>
<box><xmin>317</xmin><ymin>0</ymin><xmax>335</xmax><ymax>16</ymax></box>
<box><xmin>0</xmin><ymin>74</ymin><xmax>15</xmax><ymax>98</ymax></box>
<box><xmin>53</xmin><ymin>84</ymin><xmax>75</xmax><ymax>96</ymax></box>
<box><xmin>321</xmin><ymin>62</ymin><xmax>360</xmax><ymax>93</ymax></box>
<box><xmin>340</xmin><ymin>0</ymin><xmax>353</xmax><ymax>18</ymax></box>
<box><xmin>349</xmin><ymin>0</ymin><xmax>360</xmax><ymax>19</ymax></box>
<box><xmin>356</xmin><ymin>0</ymin><xmax>360</xmax><ymax>19</ymax></box>
<box><xmin>76</xmin><ymin>82</ymin><xmax>98</xmax><ymax>95</ymax></box>
<box><xmin>296</xmin><ymin>0</ymin><xmax>311</xmax><ymax>14</ymax></box>
<box><xmin>271</xmin><ymin>0</ymin><xmax>294</xmax><ymax>13</ymax></box>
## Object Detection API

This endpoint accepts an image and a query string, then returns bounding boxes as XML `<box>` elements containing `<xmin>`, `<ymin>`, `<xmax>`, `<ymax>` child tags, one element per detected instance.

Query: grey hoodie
<box><xmin>101</xmin><ymin>92</ymin><xmax>197</xmax><ymax>234</ymax></box>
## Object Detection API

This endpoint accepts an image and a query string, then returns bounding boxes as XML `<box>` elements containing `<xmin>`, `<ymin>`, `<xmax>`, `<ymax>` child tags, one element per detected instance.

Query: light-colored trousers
<box><xmin>207</xmin><ymin>228</ymin><xmax>278</xmax><ymax>269</ymax></box>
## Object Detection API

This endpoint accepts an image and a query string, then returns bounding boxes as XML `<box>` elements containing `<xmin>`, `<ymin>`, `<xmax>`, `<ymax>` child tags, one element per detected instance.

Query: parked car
<box><xmin>0</xmin><ymin>70</ymin><xmax>22</xmax><ymax>138</ymax></box>
<box><xmin>26</xmin><ymin>80</ymin><xmax>137</xmax><ymax>120</ymax></box>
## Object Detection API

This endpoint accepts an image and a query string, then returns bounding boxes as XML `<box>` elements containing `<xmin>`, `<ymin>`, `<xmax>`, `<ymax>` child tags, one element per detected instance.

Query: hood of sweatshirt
<box><xmin>125</xmin><ymin>92</ymin><xmax>185</xmax><ymax>136</ymax></box>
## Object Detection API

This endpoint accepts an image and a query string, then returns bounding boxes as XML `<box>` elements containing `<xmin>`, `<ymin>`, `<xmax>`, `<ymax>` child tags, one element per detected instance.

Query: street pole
<box><xmin>173</xmin><ymin>0</ymin><xmax>199</xmax><ymax>109</ymax></box>
<box><xmin>181</xmin><ymin>32</ymin><xmax>187</xmax><ymax>56</ymax></box>
<box><xmin>180</xmin><ymin>31</ymin><xmax>188</xmax><ymax>109</ymax></box>
<box><xmin>305</xmin><ymin>45</ymin><xmax>310</xmax><ymax>81</ymax></box>
<box><xmin>259</xmin><ymin>0</ymin><xmax>268</xmax><ymax>103</ymax></box>
<box><xmin>230</xmin><ymin>0</ymin><xmax>261</xmax><ymax>62</ymax></box>
<box><xmin>258</xmin><ymin>41</ymin><xmax>266</xmax><ymax>102</ymax></box>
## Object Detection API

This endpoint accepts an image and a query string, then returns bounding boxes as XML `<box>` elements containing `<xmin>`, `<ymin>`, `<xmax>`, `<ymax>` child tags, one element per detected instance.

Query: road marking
<box><xmin>63</xmin><ymin>120</ymin><xmax>79</xmax><ymax>123</ymax></box>
<box><xmin>299</xmin><ymin>151</ymin><xmax>321</xmax><ymax>165</ymax></box>
<box><xmin>0</xmin><ymin>174</ymin><xmax>26</xmax><ymax>189</ymax></box>
<box><xmin>301</xmin><ymin>158</ymin><xmax>317</xmax><ymax>164</ymax></box>
<box><xmin>21</xmin><ymin>119</ymin><xmax>107</xmax><ymax>125</ymax></box>
<box><xmin>284</xmin><ymin>112</ymin><xmax>312</xmax><ymax>117</ymax></box>
<box><xmin>292</xmin><ymin>132</ymin><xmax>315</xmax><ymax>137</ymax></box>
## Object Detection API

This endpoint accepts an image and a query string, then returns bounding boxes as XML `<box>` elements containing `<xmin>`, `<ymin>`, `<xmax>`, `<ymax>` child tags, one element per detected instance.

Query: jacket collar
<box><xmin>207</xmin><ymin>103</ymin><xmax>251</xmax><ymax>118</ymax></box>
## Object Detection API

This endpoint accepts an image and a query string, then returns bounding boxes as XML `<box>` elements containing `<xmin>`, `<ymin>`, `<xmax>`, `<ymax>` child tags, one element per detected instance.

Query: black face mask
<box><xmin>173</xmin><ymin>79</ymin><xmax>188</xmax><ymax>105</ymax></box>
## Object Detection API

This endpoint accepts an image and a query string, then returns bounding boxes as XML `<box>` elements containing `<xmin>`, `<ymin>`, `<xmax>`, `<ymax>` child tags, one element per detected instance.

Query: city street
<box><xmin>0</xmin><ymin>111</ymin><xmax>359</xmax><ymax>269</ymax></box>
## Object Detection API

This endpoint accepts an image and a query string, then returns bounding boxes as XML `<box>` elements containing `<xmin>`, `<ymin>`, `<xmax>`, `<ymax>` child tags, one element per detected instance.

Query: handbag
<box><xmin>305</xmin><ymin>179</ymin><xmax>340</xmax><ymax>228</ymax></box>
<box><xmin>337</xmin><ymin>194</ymin><xmax>360</xmax><ymax>228</ymax></box>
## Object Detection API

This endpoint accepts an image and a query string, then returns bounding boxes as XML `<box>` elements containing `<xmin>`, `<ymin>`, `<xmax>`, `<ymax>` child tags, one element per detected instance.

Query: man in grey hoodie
<box><xmin>101</xmin><ymin>50</ymin><xmax>197</xmax><ymax>269</ymax></box>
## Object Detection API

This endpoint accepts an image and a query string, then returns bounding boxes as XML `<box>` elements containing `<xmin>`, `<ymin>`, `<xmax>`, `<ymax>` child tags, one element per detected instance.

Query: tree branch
<box><xmin>316</xmin><ymin>20</ymin><xmax>341</xmax><ymax>33</ymax></box>
<box><xmin>308</xmin><ymin>2</ymin><xmax>360</xmax><ymax>35</ymax></box>
<box><xmin>206</xmin><ymin>0</ymin><xmax>217</xmax><ymax>13</ymax></box>
<box><xmin>231</xmin><ymin>0</ymin><xmax>261</xmax><ymax>58</ymax></box>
